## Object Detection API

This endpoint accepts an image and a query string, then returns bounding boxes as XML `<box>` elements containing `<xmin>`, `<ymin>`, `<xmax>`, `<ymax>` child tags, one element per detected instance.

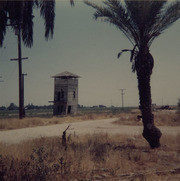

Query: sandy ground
<box><xmin>0</xmin><ymin>118</ymin><xmax>179</xmax><ymax>144</ymax></box>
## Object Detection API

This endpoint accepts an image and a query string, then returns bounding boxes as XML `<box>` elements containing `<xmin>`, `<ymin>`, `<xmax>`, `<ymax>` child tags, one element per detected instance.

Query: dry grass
<box><xmin>154</xmin><ymin>110</ymin><xmax>180</xmax><ymax>126</ymax></box>
<box><xmin>114</xmin><ymin>110</ymin><xmax>180</xmax><ymax>127</ymax></box>
<box><xmin>0</xmin><ymin>110</ymin><xmax>179</xmax><ymax>131</ymax></box>
<box><xmin>0</xmin><ymin>113</ymin><xmax>116</xmax><ymax>131</ymax></box>
<box><xmin>0</xmin><ymin>132</ymin><xmax>179</xmax><ymax>181</ymax></box>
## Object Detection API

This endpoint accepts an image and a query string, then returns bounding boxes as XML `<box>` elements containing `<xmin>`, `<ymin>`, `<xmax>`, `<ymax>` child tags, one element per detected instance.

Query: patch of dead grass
<box><xmin>0</xmin><ymin>110</ymin><xmax>179</xmax><ymax>131</ymax></box>
<box><xmin>114</xmin><ymin>110</ymin><xmax>180</xmax><ymax>127</ymax></box>
<box><xmin>0</xmin><ymin>113</ymin><xmax>117</xmax><ymax>131</ymax></box>
<box><xmin>0</xmin><ymin>133</ymin><xmax>179</xmax><ymax>180</ymax></box>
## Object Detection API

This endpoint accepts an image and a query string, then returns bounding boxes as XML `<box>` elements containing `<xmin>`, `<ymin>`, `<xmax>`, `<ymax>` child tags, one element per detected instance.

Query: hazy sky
<box><xmin>0</xmin><ymin>1</ymin><xmax>180</xmax><ymax>107</ymax></box>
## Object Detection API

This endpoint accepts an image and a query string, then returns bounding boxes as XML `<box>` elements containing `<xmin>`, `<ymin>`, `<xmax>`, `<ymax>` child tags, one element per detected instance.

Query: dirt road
<box><xmin>0</xmin><ymin>118</ymin><xmax>179</xmax><ymax>144</ymax></box>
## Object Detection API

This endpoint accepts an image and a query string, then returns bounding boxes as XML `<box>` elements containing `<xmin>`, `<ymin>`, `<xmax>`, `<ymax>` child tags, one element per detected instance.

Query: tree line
<box><xmin>0</xmin><ymin>103</ymin><xmax>53</xmax><ymax>111</ymax></box>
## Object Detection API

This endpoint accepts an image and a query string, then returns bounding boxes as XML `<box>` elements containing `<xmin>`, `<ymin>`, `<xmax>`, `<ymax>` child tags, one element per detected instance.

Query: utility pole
<box><xmin>0</xmin><ymin>76</ymin><xmax>3</xmax><ymax>82</ymax></box>
<box><xmin>119</xmin><ymin>89</ymin><xmax>126</xmax><ymax>109</ymax></box>
<box><xmin>18</xmin><ymin>26</ymin><xmax>23</xmax><ymax>119</ymax></box>
<box><xmin>22</xmin><ymin>73</ymin><xmax>27</xmax><ymax>118</ymax></box>
<box><xmin>10</xmin><ymin>27</ymin><xmax>28</xmax><ymax>119</ymax></box>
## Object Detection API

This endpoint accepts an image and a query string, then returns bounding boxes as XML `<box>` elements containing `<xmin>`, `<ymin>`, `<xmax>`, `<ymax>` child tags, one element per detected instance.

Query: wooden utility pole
<box><xmin>119</xmin><ymin>89</ymin><xmax>126</xmax><ymax>109</ymax></box>
<box><xmin>11</xmin><ymin>27</ymin><xmax>28</xmax><ymax>119</ymax></box>
<box><xmin>18</xmin><ymin>27</ymin><xmax>23</xmax><ymax>119</ymax></box>
<box><xmin>0</xmin><ymin>76</ymin><xmax>3</xmax><ymax>82</ymax></box>
<box><xmin>22</xmin><ymin>73</ymin><xmax>27</xmax><ymax>118</ymax></box>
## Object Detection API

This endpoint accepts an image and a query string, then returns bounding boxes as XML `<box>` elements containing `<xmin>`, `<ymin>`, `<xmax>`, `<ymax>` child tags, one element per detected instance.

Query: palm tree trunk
<box><xmin>136</xmin><ymin>52</ymin><xmax>162</xmax><ymax>148</ymax></box>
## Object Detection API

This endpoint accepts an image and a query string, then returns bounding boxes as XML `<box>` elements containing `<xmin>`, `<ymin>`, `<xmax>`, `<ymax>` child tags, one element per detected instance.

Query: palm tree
<box><xmin>0</xmin><ymin>0</ymin><xmax>55</xmax><ymax>119</ymax></box>
<box><xmin>0</xmin><ymin>0</ymin><xmax>74</xmax><ymax>119</ymax></box>
<box><xmin>0</xmin><ymin>0</ymin><xmax>55</xmax><ymax>47</ymax></box>
<box><xmin>85</xmin><ymin>0</ymin><xmax>180</xmax><ymax>148</ymax></box>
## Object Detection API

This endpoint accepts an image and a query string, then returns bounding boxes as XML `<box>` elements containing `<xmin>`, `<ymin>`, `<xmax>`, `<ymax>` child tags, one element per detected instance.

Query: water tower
<box><xmin>52</xmin><ymin>71</ymin><xmax>80</xmax><ymax>115</ymax></box>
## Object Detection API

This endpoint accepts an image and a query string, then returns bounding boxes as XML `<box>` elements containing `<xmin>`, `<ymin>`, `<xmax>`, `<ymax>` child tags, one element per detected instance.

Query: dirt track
<box><xmin>0</xmin><ymin>118</ymin><xmax>179</xmax><ymax>144</ymax></box>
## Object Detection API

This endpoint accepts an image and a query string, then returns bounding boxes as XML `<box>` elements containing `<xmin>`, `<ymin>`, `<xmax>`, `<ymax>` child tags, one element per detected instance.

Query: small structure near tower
<box><xmin>52</xmin><ymin>71</ymin><xmax>80</xmax><ymax>115</ymax></box>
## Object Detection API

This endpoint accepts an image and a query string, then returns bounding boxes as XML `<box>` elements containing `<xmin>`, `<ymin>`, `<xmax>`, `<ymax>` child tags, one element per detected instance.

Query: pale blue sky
<box><xmin>0</xmin><ymin>1</ymin><xmax>180</xmax><ymax>107</ymax></box>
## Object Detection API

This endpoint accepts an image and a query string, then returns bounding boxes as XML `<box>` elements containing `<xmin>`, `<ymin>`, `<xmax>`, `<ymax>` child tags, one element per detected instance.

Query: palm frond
<box><xmin>105</xmin><ymin>0</ymin><xmax>140</xmax><ymax>46</ymax></box>
<box><xmin>148</xmin><ymin>1</ymin><xmax>180</xmax><ymax>46</ymax></box>
<box><xmin>86</xmin><ymin>0</ymin><xmax>179</xmax><ymax>50</ymax></box>
<box><xmin>85</xmin><ymin>0</ymin><xmax>138</xmax><ymax>46</ymax></box>
<box><xmin>8</xmin><ymin>1</ymin><xmax>23</xmax><ymax>26</ymax></box>
<box><xmin>0</xmin><ymin>1</ymin><xmax>7</xmax><ymax>12</ymax></box>
<box><xmin>39</xmin><ymin>0</ymin><xmax>55</xmax><ymax>40</ymax></box>
<box><xmin>0</xmin><ymin>5</ymin><xmax>7</xmax><ymax>47</ymax></box>
<box><xmin>117</xmin><ymin>49</ymin><xmax>131</xmax><ymax>58</ymax></box>
<box><xmin>125</xmin><ymin>0</ymin><xmax>167</xmax><ymax>46</ymax></box>
<box><xmin>21</xmin><ymin>1</ymin><xmax>34</xmax><ymax>48</ymax></box>
<box><xmin>117</xmin><ymin>45</ymin><xmax>138</xmax><ymax>72</ymax></box>
<box><xmin>0</xmin><ymin>0</ymin><xmax>57</xmax><ymax>48</ymax></box>
<box><xmin>130</xmin><ymin>44</ymin><xmax>137</xmax><ymax>62</ymax></box>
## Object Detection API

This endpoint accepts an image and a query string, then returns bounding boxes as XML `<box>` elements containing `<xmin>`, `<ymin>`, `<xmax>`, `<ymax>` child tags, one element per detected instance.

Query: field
<box><xmin>0</xmin><ymin>109</ymin><xmax>53</xmax><ymax>119</ymax></box>
<box><xmin>0</xmin><ymin>133</ymin><xmax>179</xmax><ymax>181</ymax></box>
<box><xmin>0</xmin><ymin>108</ymin><xmax>179</xmax><ymax>180</ymax></box>
<box><xmin>0</xmin><ymin>107</ymin><xmax>179</xmax><ymax>131</ymax></box>
<box><xmin>0</xmin><ymin>107</ymin><xmax>134</xmax><ymax>119</ymax></box>
<box><xmin>0</xmin><ymin>107</ymin><xmax>131</xmax><ymax>130</ymax></box>
<box><xmin>114</xmin><ymin>109</ymin><xmax>180</xmax><ymax>127</ymax></box>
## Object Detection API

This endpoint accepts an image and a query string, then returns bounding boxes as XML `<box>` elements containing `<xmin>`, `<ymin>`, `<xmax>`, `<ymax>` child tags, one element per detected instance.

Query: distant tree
<box><xmin>7</xmin><ymin>103</ymin><xmax>18</xmax><ymax>110</ymax></box>
<box><xmin>25</xmin><ymin>104</ymin><xmax>53</xmax><ymax>110</ymax></box>
<box><xmin>25</xmin><ymin>103</ymin><xmax>36</xmax><ymax>110</ymax></box>
<box><xmin>85</xmin><ymin>0</ymin><xmax>180</xmax><ymax>148</ymax></box>
<box><xmin>0</xmin><ymin>106</ymin><xmax>6</xmax><ymax>110</ymax></box>
<box><xmin>99</xmin><ymin>105</ymin><xmax>106</xmax><ymax>108</ymax></box>
<box><xmin>43</xmin><ymin>105</ymin><xmax>53</xmax><ymax>109</ymax></box>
